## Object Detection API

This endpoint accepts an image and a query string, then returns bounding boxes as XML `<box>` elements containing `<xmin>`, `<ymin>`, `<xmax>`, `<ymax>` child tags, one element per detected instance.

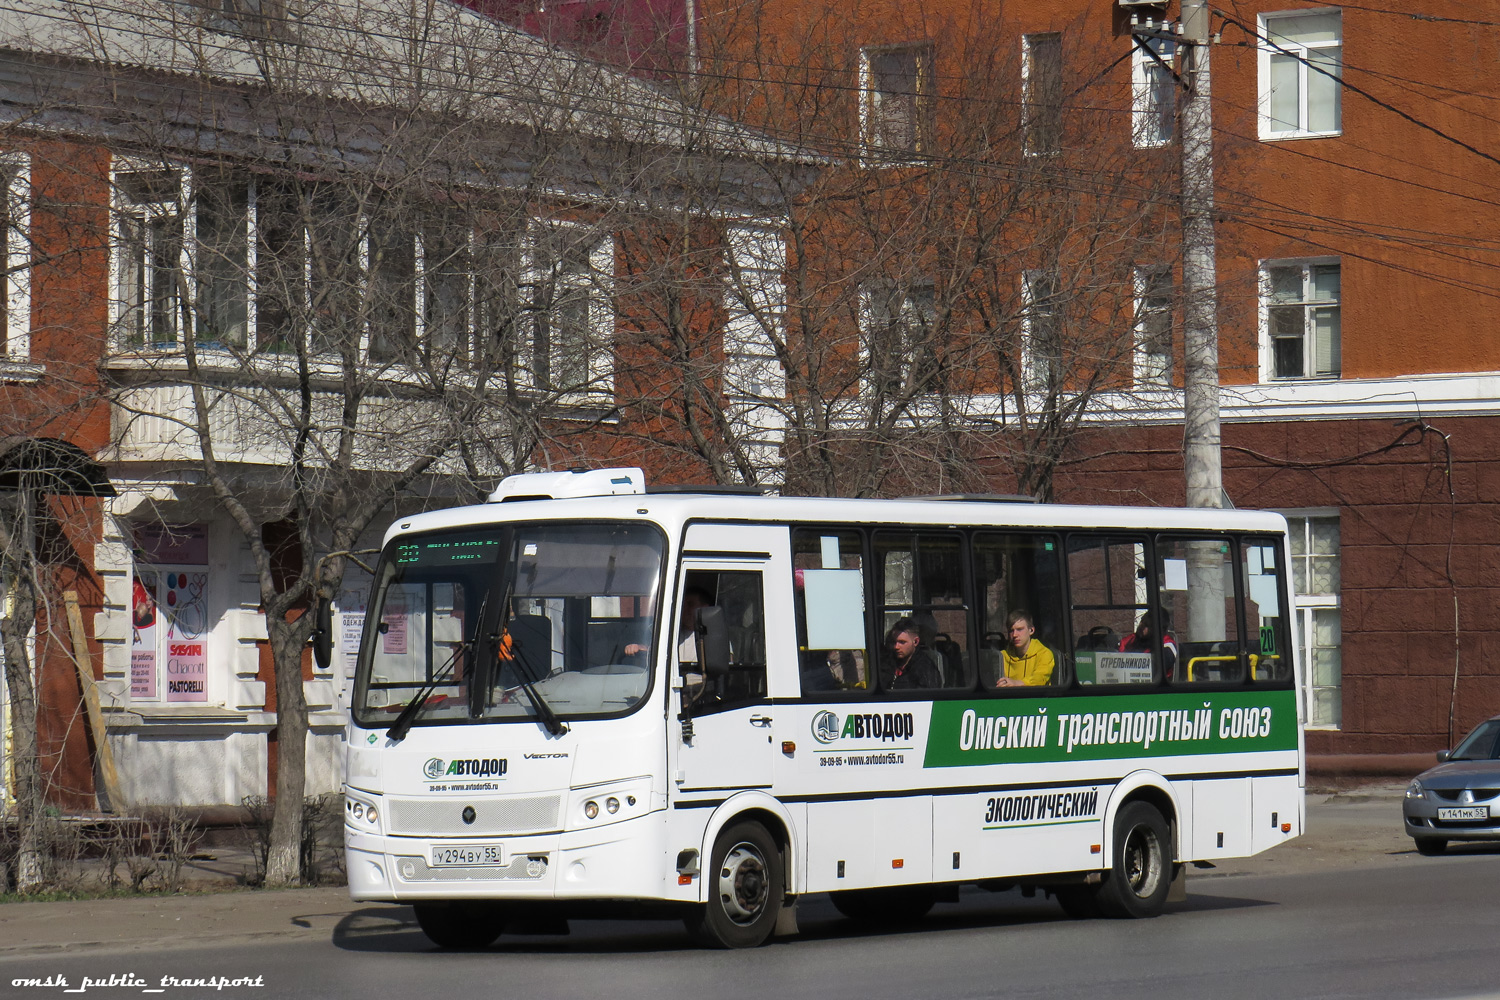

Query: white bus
<box><xmin>341</xmin><ymin>468</ymin><xmax>1304</xmax><ymax>949</ymax></box>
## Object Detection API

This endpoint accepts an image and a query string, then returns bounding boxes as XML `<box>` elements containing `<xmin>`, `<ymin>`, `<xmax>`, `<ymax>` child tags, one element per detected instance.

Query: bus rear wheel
<box><xmin>1094</xmin><ymin>802</ymin><xmax>1173</xmax><ymax>919</ymax></box>
<box><xmin>413</xmin><ymin>901</ymin><xmax>506</xmax><ymax>949</ymax></box>
<box><xmin>686</xmin><ymin>820</ymin><xmax>784</xmax><ymax>949</ymax></box>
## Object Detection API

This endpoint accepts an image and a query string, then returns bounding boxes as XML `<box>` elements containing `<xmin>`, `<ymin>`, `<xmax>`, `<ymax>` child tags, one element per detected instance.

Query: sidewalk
<box><xmin>0</xmin><ymin>785</ymin><xmax>1413</xmax><ymax>957</ymax></box>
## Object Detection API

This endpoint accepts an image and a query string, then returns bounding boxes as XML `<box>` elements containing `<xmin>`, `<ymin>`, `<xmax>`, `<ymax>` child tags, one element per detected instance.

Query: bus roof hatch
<box><xmin>487</xmin><ymin>467</ymin><xmax>646</xmax><ymax>502</ymax></box>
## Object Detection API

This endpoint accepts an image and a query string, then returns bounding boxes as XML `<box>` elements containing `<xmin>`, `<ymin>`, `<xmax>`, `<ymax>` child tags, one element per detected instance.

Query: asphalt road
<box><xmin>4</xmin><ymin>829</ymin><xmax>1498</xmax><ymax>1000</ymax></box>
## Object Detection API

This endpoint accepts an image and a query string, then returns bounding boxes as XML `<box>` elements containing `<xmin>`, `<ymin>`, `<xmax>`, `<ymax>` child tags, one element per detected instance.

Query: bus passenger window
<box><xmin>1067</xmin><ymin>535</ymin><xmax>1156</xmax><ymax>685</ymax></box>
<box><xmin>794</xmin><ymin>530</ymin><xmax>869</xmax><ymax>691</ymax></box>
<box><xmin>1160</xmin><ymin>537</ymin><xmax>1242</xmax><ymax>684</ymax></box>
<box><xmin>1242</xmin><ymin>539</ymin><xmax>1291</xmax><ymax>683</ymax></box>
<box><xmin>973</xmin><ymin>533</ymin><xmax>1065</xmax><ymax>689</ymax></box>
<box><xmin>875</xmin><ymin>531</ymin><xmax>973</xmax><ymax>690</ymax></box>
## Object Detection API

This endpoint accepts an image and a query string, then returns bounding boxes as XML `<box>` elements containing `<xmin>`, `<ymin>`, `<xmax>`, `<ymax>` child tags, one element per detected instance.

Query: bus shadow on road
<box><xmin>328</xmin><ymin>888</ymin><xmax>1274</xmax><ymax>955</ymax></box>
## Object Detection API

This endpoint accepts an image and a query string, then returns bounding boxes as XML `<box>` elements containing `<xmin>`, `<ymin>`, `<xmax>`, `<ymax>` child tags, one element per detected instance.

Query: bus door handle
<box><xmin>749</xmin><ymin>715</ymin><xmax>773</xmax><ymax>727</ymax></box>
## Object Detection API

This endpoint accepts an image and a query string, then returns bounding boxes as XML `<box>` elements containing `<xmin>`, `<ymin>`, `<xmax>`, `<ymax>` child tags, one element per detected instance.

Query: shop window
<box><xmin>130</xmin><ymin>524</ymin><xmax>211</xmax><ymax>704</ymax></box>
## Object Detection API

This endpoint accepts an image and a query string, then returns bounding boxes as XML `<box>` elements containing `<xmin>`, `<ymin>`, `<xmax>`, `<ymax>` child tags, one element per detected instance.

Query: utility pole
<box><xmin>1179</xmin><ymin>0</ymin><xmax>1222</xmax><ymax>511</ymax></box>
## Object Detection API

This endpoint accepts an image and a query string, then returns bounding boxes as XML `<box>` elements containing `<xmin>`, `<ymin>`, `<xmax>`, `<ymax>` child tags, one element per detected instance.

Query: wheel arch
<box><xmin>1102</xmin><ymin>770</ymin><xmax>1181</xmax><ymax>867</ymax></box>
<box><xmin>696</xmin><ymin>791</ymin><xmax>799</xmax><ymax>901</ymax></box>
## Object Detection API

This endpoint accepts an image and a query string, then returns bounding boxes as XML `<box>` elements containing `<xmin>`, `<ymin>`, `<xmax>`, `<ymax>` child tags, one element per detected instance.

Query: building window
<box><xmin>1264</xmin><ymin>258</ymin><xmax>1340</xmax><ymax>380</ymax></box>
<box><xmin>1021</xmin><ymin>268</ymin><xmax>1061</xmax><ymax>392</ymax></box>
<box><xmin>1134</xmin><ymin>266</ymin><xmax>1172</xmax><ymax>386</ymax></box>
<box><xmin>114</xmin><ymin>166</ymin><xmax>185</xmax><ymax>348</ymax></box>
<box><xmin>1022</xmin><ymin>32</ymin><xmax>1063</xmax><ymax>156</ymax></box>
<box><xmin>522</xmin><ymin>224</ymin><xmax>613</xmax><ymax>395</ymax></box>
<box><xmin>1259</xmin><ymin>10</ymin><xmax>1341</xmax><ymax>138</ymax></box>
<box><xmin>862</xmin><ymin>279</ymin><xmax>936</xmax><ymax>398</ymax></box>
<box><xmin>193</xmin><ymin>168</ymin><xmax>251</xmax><ymax>349</ymax></box>
<box><xmin>1132</xmin><ymin>36</ymin><xmax>1176</xmax><ymax>147</ymax></box>
<box><xmin>1285</xmin><ymin>512</ymin><xmax>1340</xmax><ymax>728</ymax></box>
<box><xmin>1</xmin><ymin>155</ymin><xmax>30</xmax><ymax>361</ymax></box>
<box><xmin>861</xmin><ymin>44</ymin><xmax>935</xmax><ymax>156</ymax></box>
<box><xmin>723</xmin><ymin>226</ymin><xmax>786</xmax><ymax>403</ymax></box>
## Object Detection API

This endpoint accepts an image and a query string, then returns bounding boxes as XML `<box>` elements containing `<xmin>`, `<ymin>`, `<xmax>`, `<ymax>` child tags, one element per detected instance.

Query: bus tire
<box><xmin>1415</xmin><ymin>837</ymin><xmax>1447</xmax><ymax>856</ymax></box>
<box><xmin>413</xmin><ymin>901</ymin><xmax>506</xmax><ymax>949</ymax></box>
<box><xmin>686</xmin><ymin>820</ymin><xmax>783</xmax><ymax>949</ymax></box>
<box><xmin>1094</xmin><ymin>801</ymin><xmax>1172</xmax><ymax>919</ymax></box>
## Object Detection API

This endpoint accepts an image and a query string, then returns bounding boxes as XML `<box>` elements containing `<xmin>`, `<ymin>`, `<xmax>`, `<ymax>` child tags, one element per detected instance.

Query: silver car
<box><xmin>1404</xmin><ymin>716</ymin><xmax>1500</xmax><ymax>855</ymax></box>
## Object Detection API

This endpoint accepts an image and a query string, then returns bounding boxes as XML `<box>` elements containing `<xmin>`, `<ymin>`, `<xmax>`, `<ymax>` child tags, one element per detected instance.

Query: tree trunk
<box><xmin>1</xmin><ymin>572</ymin><xmax>44</xmax><ymax>893</ymax></box>
<box><xmin>263</xmin><ymin>612</ymin><xmax>312</xmax><ymax>886</ymax></box>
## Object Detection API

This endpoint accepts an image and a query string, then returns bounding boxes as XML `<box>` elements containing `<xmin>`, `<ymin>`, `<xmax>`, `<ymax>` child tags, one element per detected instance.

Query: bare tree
<box><xmin>2</xmin><ymin>0</ymin><xmax>796</xmax><ymax>884</ymax></box>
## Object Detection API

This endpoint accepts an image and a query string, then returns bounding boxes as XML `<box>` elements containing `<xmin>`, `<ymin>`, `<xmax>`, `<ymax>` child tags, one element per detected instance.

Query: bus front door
<box><xmin>671</xmin><ymin>540</ymin><xmax>783</xmax><ymax>796</ymax></box>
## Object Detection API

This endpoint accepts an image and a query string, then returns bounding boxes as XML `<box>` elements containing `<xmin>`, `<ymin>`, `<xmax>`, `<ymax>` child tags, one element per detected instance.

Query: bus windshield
<box><xmin>351</xmin><ymin>522</ymin><xmax>665</xmax><ymax>729</ymax></box>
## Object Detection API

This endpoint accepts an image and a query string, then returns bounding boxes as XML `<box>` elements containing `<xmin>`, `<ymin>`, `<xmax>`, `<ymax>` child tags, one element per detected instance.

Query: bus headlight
<box><xmin>345</xmin><ymin>792</ymin><xmax>383</xmax><ymax>831</ymax></box>
<box><xmin>584</xmin><ymin>800</ymin><xmax>600</xmax><ymax>820</ymax></box>
<box><xmin>605</xmin><ymin>797</ymin><xmax>620</xmax><ymax>814</ymax></box>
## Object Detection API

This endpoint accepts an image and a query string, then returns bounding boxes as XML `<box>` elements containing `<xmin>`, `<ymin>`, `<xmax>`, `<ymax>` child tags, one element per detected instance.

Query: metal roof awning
<box><xmin>0</xmin><ymin>437</ymin><xmax>116</xmax><ymax>497</ymax></box>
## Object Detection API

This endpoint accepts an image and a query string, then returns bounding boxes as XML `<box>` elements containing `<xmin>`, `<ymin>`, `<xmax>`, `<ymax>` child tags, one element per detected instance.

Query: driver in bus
<box><xmin>996</xmin><ymin>609</ymin><xmax>1054</xmax><ymax>687</ymax></box>
<box><xmin>625</xmin><ymin>585</ymin><xmax>712</xmax><ymax>662</ymax></box>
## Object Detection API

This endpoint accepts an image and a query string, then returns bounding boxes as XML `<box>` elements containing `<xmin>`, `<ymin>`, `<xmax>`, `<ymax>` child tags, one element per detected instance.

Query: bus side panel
<box><xmin>804</xmin><ymin>800</ymin><xmax>873</xmax><ymax>892</ymax></box>
<box><xmin>1250</xmin><ymin>773</ymin><xmax>1303</xmax><ymax>854</ymax></box>
<box><xmin>934</xmin><ymin>791</ymin><xmax>1104</xmax><ymax>882</ymax></box>
<box><xmin>1191</xmin><ymin>777</ymin><xmax>1251</xmax><ymax>858</ymax></box>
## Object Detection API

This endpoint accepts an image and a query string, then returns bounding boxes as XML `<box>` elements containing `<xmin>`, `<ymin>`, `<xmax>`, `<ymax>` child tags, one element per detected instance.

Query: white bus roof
<box><xmin>387</xmin><ymin>470</ymin><xmax>1288</xmax><ymax>545</ymax></box>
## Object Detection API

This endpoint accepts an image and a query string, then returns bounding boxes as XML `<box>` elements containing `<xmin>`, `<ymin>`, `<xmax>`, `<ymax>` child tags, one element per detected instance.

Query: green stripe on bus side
<box><xmin>922</xmin><ymin>689</ymin><xmax>1299</xmax><ymax>768</ymax></box>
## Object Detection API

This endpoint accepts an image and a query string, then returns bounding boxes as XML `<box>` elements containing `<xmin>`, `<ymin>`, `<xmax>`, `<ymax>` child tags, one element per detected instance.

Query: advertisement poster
<box><xmin>131</xmin><ymin>572</ymin><xmax>159</xmax><ymax>699</ymax></box>
<box><xmin>162</xmin><ymin>571</ymin><xmax>210</xmax><ymax>703</ymax></box>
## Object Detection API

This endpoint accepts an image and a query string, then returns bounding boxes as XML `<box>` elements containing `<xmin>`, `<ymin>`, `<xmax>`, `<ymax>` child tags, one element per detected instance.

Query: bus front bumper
<box><xmin>345</xmin><ymin>812</ymin><xmax>674</xmax><ymax>903</ymax></box>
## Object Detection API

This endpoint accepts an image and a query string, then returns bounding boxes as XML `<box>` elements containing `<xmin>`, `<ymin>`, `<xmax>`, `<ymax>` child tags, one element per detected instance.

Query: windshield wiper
<box><xmin>485</xmin><ymin>541</ymin><xmax>568</xmax><ymax>738</ymax></box>
<box><xmin>386</xmin><ymin>590</ymin><xmax>489</xmax><ymax>743</ymax></box>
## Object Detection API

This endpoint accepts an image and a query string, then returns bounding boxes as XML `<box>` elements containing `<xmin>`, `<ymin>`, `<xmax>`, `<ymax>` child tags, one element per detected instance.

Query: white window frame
<box><xmin>190</xmin><ymin>168</ymin><xmax>254</xmax><ymax>351</ymax></box>
<box><xmin>1259</xmin><ymin>256</ymin><xmax>1340</xmax><ymax>382</ymax></box>
<box><xmin>1</xmin><ymin>154</ymin><xmax>31</xmax><ymax>363</ymax></box>
<box><xmin>1022</xmin><ymin>32</ymin><xmax>1063</xmax><ymax>157</ymax></box>
<box><xmin>1258</xmin><ymin>9</ymin><xmax>1342</xmax><ymax>140</ymax></box>
<box><xmin>858</xmin><ymin>42</ymin><xmax>935</xmax><ymax>159</ymax></box>
<box><xmin>1281</xmin><ymin>509</ymin><xmax>1340</xmax><ymax>730</ymax></box>
<box><xmin>1131</xmin><ymin>36</ymin><xmax>1176</xmax><ymax>148</ymax></box>
<box><xmin>1020</xmin><ymin>268</ymin><xmax>1061</xmax><ymax>392</ymax></box>
<box><xmin>519</xmin><ymin>220</ymin><xmax>614</xmax><ymax>398</ymax></box>
<box><xmin>1133</xmin><ymin>265</ymin><xmax>1173</xmax><ymax>387</ymax></box>
<box><xmin>110</xmin><ymin>159</ymin><xmax>188</xmax><ymax>350</ymax></box>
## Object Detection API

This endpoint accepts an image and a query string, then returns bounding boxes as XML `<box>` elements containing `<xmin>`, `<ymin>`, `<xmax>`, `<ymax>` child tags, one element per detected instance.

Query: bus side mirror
<box><xmin>695</xmin><ymin>606</ymin><xmax>730</xmax><ymax>677</ymax></box>
<box><xmin>311</xmin><ymin>596</ymin><xmax>334</xmax><ymax>671</ymax></box>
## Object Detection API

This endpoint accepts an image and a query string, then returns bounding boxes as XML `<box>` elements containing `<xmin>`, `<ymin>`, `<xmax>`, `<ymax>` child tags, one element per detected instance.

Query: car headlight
<box><xmin>1405</xmin><ymin>779</ymin><xmax>1425</xmax><ymax>800</ymax></box>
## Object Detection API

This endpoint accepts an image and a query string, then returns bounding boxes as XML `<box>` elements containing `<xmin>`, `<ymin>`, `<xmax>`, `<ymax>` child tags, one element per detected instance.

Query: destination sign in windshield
<box><xmin>392</xmin><ymin>532</ymin><xmax>505</xmax><ymax>567</ymax></box>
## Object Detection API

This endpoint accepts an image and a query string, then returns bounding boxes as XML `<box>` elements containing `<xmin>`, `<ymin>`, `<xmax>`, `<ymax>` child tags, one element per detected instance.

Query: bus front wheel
<box><xmin>413</xmin><ymin>901</ymin><xmax>506</xmax><ymax>949</ymax></box>
<box><xmin>686</xmin><ymin>820</ymin><xmax>784</xmax><ymax>948</ymax></box>
<box><xmin>1094</xmin><ymin>801</ymin><xmax>1173</xmax><ymax>919</ymax></box>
